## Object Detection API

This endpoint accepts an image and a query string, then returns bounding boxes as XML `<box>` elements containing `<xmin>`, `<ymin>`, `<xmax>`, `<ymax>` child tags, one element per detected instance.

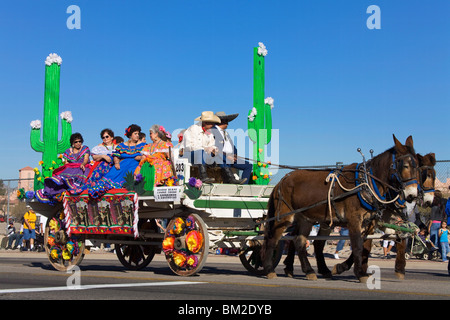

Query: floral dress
<box><xmin>134</xmin><ymin>140</ymin><xmax>174</xmax><ymax>186</ymax></box>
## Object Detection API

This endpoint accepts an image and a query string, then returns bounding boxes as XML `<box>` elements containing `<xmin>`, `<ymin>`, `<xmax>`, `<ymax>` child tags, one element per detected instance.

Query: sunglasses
<box><xmin>73</xmin><ymin>140</ymin><xmax>82</xmax><ymax>144</ymax></box>
<box><xmin>102</xmin><ymin>135</ymin><xmax>111</xmax><ymax>139</ymax></box>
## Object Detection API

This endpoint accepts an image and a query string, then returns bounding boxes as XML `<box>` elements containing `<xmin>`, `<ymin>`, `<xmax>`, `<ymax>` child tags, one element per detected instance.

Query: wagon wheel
<box><xmin>44</xmin><ymin>212</ymin><xmax>85</xmax><ymax>272</ymax></box>
<box><xmin>116</xmin><ymin>244</ymin><xmax>156</xmax><ymax>270</ymax></box>
<box><xmin>239</xmin><ymin>240</ymin><xmax>284</xmax><ymax>275</ymax></box>
<box><xmin>163</xmin><ymin>214</ymin><xmax>209</xmax><ymax>276</ymax></box>
<box><xmin>116</xmin><ymin>219</ymin><xmax>159</xmax><ymax>270</ymax></box>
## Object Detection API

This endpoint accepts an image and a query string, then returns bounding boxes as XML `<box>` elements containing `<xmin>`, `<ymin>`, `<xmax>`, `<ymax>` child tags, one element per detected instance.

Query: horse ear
<box><xmin>393</xmin><ymin>134</ymin><xmax>407</xmax><ymax>153</ymax></box>
<box><xmin>417</xmin><ymin>153</ymin><xmax>423</xmax><ymax>165</ymax></box>
<box><xmin>405</xmin><ymin>135</ymin><xmax>414</xmax><ymax>148</ymax></box>
<box><xmin>428</xmin><ymin>153</ymin><xmax>436</xmax><ymax>166</ymax></box>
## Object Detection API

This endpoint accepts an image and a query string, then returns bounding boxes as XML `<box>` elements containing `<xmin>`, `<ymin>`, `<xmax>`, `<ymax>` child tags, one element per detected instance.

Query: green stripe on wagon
<box><xmin>193</xmin><ymin>199</ymin><xmax>268</xmax><ymax>209</ymax></box>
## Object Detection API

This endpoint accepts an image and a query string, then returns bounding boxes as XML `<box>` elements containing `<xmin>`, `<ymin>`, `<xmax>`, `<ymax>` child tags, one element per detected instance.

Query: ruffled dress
<box><xmin>134</xmin><ymin>140</ymin><xmax>174</xmax><ymax>186</ymax></box>
<box><xmin>36</xmin><ymin>145</ymin><xmax>92</xmax><ymax>203</ymax></box>
<box><xmin>83</xmin><ymin>142</ymin><xmax>144</xmax><ymax>198</ymax></box>
<box><xmin>72</xmin><ymin>144</ymin><xmax>119</xmax><ymax>198</ymax></box>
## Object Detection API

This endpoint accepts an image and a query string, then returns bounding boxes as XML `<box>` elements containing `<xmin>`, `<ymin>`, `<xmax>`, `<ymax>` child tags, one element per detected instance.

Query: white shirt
<box><xmin>217</xmin><ymin>126</ymin><xmax>234</xmax><ymax>155</ymax></box>
<box><xmin>182</xmin><ymin>123</ymin><xmax>216</xmax><ymax>153</ymax></box>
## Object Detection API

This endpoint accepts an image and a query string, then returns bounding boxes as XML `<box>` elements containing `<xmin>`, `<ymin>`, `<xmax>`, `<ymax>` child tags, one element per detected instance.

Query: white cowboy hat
<box><xmin>194</xmin><ymin>111</ymin><xmax>221</xmax><ymax>123</ymax></box>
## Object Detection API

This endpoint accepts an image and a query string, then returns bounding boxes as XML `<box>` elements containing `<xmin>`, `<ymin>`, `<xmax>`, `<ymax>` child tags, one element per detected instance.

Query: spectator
<box><xmin>22</xmin><ymin>207</ymin><xmax>37</xmax><ymax>251</ymax></box>
<box><xmin>428</xmin><ymin>191</ymin><xmax>446</xmax><ymax>253</ymax></box>
<box><xmin>383</xmin><ymin>240</ymin><xmax>395</xmax><ymax>259</ymax></box>
<box><xmin>439</xmin><ymin>221</ymin><xmax>449</xmax><ymax>262</ymax></box>
<box><xmin>5</xmin><ymin>220</ymin><xmax>22</xmax><ymax>250</ymax></box>
<box><xmin>334</xmin><ymin>227</ymin><xmax>349</xmax><ymax>259</ymax></box>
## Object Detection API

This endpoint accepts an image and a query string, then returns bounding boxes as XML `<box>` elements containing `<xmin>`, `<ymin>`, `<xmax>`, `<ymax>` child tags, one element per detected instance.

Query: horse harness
<box><xmin>262</xmin><ymin>151</ymin><xmax>418</xmax><ymax>230</ymax></box>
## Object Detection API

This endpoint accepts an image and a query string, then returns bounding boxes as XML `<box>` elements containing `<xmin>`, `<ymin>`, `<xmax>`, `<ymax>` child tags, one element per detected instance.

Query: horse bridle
<box><xmin>389</xmin><ymin>152</ymin><xmax>419</xmax><ymax>193</ymax></box>
<box><xmin>418</xmin><ymin>165</ymin><xmax>436</xmax><ymax>195</ymax></box>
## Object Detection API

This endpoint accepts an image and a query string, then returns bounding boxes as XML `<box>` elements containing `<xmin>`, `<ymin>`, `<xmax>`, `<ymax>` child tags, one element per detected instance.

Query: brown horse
<box><xmin>262</xmin><ymin>135</ymin><xmax>419</xmax><ymax>283</ymax></box>
<box><xmin>327</xmin><ymin>152</ymin><xmax>436</xmax><ymax>280</ymax></box>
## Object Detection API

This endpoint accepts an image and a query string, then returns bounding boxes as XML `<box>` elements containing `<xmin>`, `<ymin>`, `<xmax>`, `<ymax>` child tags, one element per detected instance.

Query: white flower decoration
<box><xmin>45</xmin><ymin>53</ymin><xmax>63</xmax><ymax>66</ymax></box>
<box><xmin>257</xmin><ymin>42</ymin><xmax>268</xmax><ymax>57</ymax></box>
<box><xmin>60</xmin><ymin>111</ymin><xmax>73</xmax><ymax>123</ymax></box>
<box><xmin>248</xmin><ymin>107</ymin><xmax>257</xmax><ymax>122</ymax></box>
<box><xmin>264</xmin><ymin>97</ymin><xmax>274</xmax><ymax>109</ymax></box>
<box><xmin>30</xmin><ymin>120</ymin><xmax>42</xmax><ymax>129</ymax></box>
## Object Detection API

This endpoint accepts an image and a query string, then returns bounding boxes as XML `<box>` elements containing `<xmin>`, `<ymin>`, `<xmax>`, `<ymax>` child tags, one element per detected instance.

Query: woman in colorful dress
<box><xmin>74</xmin><ymin>128</ymin><xmax>117</xmax><ymax>198</ymax></box>
<box><xmin>88</xmin><ymin>128</ymin><xmax>116</xmax><ymax>180</ymax></box>
<box><xmin>102</xmin><ymin>124</ymin><xmax>144</xmax><ymax>186</ymax></box>
<box><xmin>36</xmin><ymin>133</ymin><xmax>91</xmax><ymax>203</ymax></box>
<box><xmin>134</xmin><ymin>124</ymin><xmax>175</xmax><ymax>186</ymax></box>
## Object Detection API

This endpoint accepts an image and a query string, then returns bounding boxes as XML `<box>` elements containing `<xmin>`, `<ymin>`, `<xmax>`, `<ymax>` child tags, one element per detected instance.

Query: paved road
<box><xmin>0</xmin><ymin>251</ymin><xmax>449</xmax><ymax>305</ymax></box>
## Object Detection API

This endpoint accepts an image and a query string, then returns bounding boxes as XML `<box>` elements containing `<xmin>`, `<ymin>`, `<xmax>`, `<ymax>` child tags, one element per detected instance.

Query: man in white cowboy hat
<box><xmin>211</xmin><ymin>112</ymin><xmax>252</xmax><ymax>184</ymax></box>
<box><xmin>182</xmin><ymin>111</ymin><xmax>221</xmax><ymax>183</ymax></box>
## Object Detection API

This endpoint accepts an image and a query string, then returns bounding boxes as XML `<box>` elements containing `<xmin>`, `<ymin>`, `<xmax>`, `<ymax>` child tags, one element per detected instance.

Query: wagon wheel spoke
<box><xmin>163</xmin><ymin>214</ymin><xmax>209</xmax><ymax>276</ymax></box>
<box><xmin>239</xmin><ymin>240</ymin><xmax>284</xmax><ymax>275</ymax></box>
<box><xmin>116</xmin><ymin>243</ymin><xmax>155</xmax><ymax>270</ymax></box>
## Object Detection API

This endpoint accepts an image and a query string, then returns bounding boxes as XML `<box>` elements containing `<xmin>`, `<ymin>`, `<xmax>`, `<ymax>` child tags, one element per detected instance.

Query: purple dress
<box><xmin>36</xmin><ymin>146</ymin><xmax>91</xmax><ymax>203</ymax></box>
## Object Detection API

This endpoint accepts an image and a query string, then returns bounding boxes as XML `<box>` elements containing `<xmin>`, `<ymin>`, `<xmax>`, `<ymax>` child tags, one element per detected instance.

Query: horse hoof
<box><xmin>331</xmin><ymin>265</ymin><xmax>339</xmax><ymax>275</ymax></box>
<box><xmin>359</xmin><ymin>276</ymin><xmax>369</xmax><ymax>284</ymax></box>
<box><xmin>284</xmin><ymin>268</ymin><xmax>294</xmax><ymax>278</ymax></box>
<box><xmin>395</xmin><ymin>272</ymin><xmax>405</xmax><ymax>280</ymax></box>
<box><xmin>266</xmin><ymin>272</ymin><xmax>277</xmax><ymax>279</ymax></box>
<box><xmin>322</xmin><ymin>272</ymin><xmax>333</xmax><ymax>279</ymax></box>
<box><xmin>305</xmin><ymin>273</ymin><xmax>318</xmax><ymax>281</ymax></box>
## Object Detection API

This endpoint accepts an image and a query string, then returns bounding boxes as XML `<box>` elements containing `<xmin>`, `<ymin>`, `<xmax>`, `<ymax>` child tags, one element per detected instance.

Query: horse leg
<box><xmin>313</xmin><ymin>228</ymin><xmax>332</xmax><ymax>278</ymax></box>
<box><xmin>263</xmin><ymin>221</ymin><xmax>289</xmax><ymax>279</ymax></box>
<box><xmin>283</xmin><ymin>240</ymin><xmax>296</xmax><ymax>278</ymax></box>
<box><xmin>332</xmin><ymin>253</ymin><xmax>354</xmax><ymax>275</ymax></box>
<box><xmin>348</xmin><ymin>228</ymin><xmax>369</xmax><ymax>283</ymax></box>
<box><xmin>394</xmin><ymin>239</ymin><xmax>406</xmax><ymax>280</ymax></box>
<box><xmin>293</xmin><ymin>225</ymin><xmax>318</xmax><ymax>280</ymax></box>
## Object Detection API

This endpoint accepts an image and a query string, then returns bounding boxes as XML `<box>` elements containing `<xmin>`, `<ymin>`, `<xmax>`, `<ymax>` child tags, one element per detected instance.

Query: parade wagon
<box><xmin>28</xmin><ymin>159</ymin><xmax>278</xmax><ymax>276</ymax></box>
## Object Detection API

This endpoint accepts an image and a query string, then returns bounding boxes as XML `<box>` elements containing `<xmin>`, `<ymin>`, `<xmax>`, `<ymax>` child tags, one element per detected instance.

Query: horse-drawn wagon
<box><xmin>28</xmin><ymin>159</ymin><xmax>277</xmax><ymax>276</ymax></box>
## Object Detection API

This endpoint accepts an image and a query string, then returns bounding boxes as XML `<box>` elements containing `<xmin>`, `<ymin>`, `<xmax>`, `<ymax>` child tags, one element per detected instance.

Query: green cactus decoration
<box><xmin>248</xmin><ymin>43</ymin><xmax>272</xmax><ymax>185</ymax></box>
<box><xmin>30</xmin><ymin>53</ymin><xmax>72</xmax><ymax>190</ymax></box>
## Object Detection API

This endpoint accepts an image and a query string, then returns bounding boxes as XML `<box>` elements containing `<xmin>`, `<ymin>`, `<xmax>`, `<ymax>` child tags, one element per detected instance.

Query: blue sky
<box><xmin>0</xmin><ymin>1</ymin><xmax>449</xmax><ymax>182</ymax></box>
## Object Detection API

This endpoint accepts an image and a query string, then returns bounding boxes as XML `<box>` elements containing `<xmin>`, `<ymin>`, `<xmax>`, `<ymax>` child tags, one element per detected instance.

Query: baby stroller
<box><xmin>405</xmin><ymin>234</ymin><xmax>440</xmax><ymax>260</ymax></box>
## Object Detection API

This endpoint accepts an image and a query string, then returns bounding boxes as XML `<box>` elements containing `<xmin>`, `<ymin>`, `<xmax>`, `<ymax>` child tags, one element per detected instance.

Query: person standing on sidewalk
<box><xmin>438</xmin><ymin>221</ymin><xmax>449</xmax><ymax>262</ymax></box>
<box><xmin>22</xmin><ymin>207</ymin><xmax>37</xmax><ymax>251</ymax></box>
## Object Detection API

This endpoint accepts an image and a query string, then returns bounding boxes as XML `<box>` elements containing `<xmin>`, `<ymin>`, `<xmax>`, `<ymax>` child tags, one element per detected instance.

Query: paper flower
<box><xmin>162</xmin><ymin>236</ymin><xmax>175</xmax><ymax>253</ymax></box>
<box><xmin>49</xmin><ymin>218</ymin><xmax>60</xmax><ymax>231</ymax></box>
<box><xmin>264</xmin><ymin>97</ymin><xmax>274</xmax><ymax>109</ymax></box>
<box><xmin>186</xmin><ymin>255</ymin><xmax>198</xmax><ymax>268</ymax></box>
<box><xmin>257</xmin><ymin>42</ymin><xmax>268</xmax><ymax>56</ymax></box>
<box><xmin>47</xmin><ymin>235</ymin><xmax>56</xmax><ymax>246</ymax></box>
<box><xmin>25</xmin><ymin>191</ymin><xmax>35</xmax><ymax>199</ymax></box>
<box><xmin>194</xmin><ymin>179</ymin><xmax>202</xmax><ymax>189</ymax></box>
<box><xmin>248</xmin><ymin>107</ymin><xmax>257</xmax><ymax>122</ymax></box>
<box><xmin>186</xmin><ymin>230</ymin><xmax>203</xmax><ymax>254</ymax></box>
<box><xmin>45</xmin><ymin>53</ymin><xmax>63</xmax><ymax>66</ymax></box>
<box><xmin>188</xmin><ymin>177</ymin><xmax>197</xmax><ymax>187</ymax></box>
<box><xmin>62</xmin><ymin>249</ymin><xmax>72</xmax><ymax>260</ymax></box>
<box><xmin>50</xmin><ymin>247</ymin><xmax>61</xmax><ymax>260</ymax></box>
<box><xmin>60</xmin><ymin>111</ymin><xmax>73</xmax><ymax>123</ymax></box>
<box><xmin>30</xmin><ymin>120</ymin><xmax>42</xmax><ymax>129</ymax></box>
<box><xmin>173</xmin><ymin>251</ymin><xmax>187</xmax><ymax>267</ymax></box>
<box><xmin>170</xmin><ymin>217</ymin><xmax>185</xmax><ymax>235</ymax></box>
<box><xmin>185</xmin><ymin>216</ymin><xmax>195</xmax><ymax>230</ymax></box>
